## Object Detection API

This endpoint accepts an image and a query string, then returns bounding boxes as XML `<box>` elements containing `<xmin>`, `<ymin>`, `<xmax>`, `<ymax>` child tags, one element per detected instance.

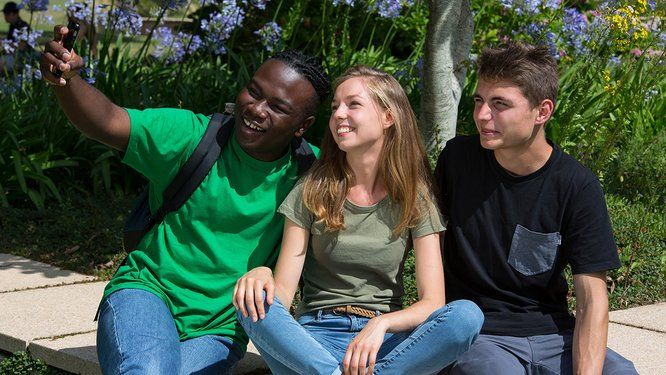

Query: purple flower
<box><xmin>372</xmin><ymin>0</ymin><xmax>412</xmax><ymax>19</ymax></box>
<box><xmin>255</xmin><ymin>21</ymin><xmax>281</xmax><ymax>52</ymax></box>
<box><xmin>12</xmin><ymin>27</ymin><xmax>43</xmax><ymax>49</ymax></box>
<box><xmin>520</xmin><ymin>23</ymin><xmax>559</xmax><ymax>58</ymax></box>
<box><xmin>544</xmin><ymin>0</ymin><xmax>560</xmax><ymax>10</ymax></box>
<box><xmin>500</xmin><ymin>0</ymin><xmax>543</xmax><ymax>15</ymax></box>
<box><xmin>100</xmin><ymin>2</ymin><xmax>143</xmax><ymax>36</ymax></box>
<box><xmin>243</xmin><ymin>0</ymin><xmax>270</xmax><ymax>10</ymax></box>
<box><xmin>65</xmin><ymin>1</ymin><xmax>107</xmax><ymax>25</ymax></box>
<box><xmin>608</xmin><ymin>56</ymin><xmax>621</xmax><ymax>66</ymax></box>
<box><xmin>20</xmin><ymin>0</ymin><xmax>49</xmax><ymax>12</ymax></box>
<box><xmin>1</xmin><ymin>39</ymin><xmax>15</xmax><ymax>54</ymax></box>
<box><xmin>200</xmin><ymin>0</ymin><xmax>245</xmax><ymax>56</ymax></box>
<box><xmin>152</xmin><ymin>27</ymin><xmax>203</xmax><ymax>63</ymax></box>
<box><xmin>562</xmin><ymin>7</ymin><xmax>588</xmax><ymax>55</ymax></box>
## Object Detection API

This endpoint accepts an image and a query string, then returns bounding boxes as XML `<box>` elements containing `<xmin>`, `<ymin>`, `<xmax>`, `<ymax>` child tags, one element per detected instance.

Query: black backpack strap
<box><xmin>290</xmin><ymin>136</ymin><xmax>316</xmax><ymax>175</ymax></box>
<box><xmin>149</xmin><ymin>113</ymin><xmax>234</xmax><ymax>225</ymax></box>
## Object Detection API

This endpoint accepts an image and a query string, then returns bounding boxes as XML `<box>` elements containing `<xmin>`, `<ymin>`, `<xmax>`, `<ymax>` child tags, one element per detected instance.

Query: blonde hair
<box><xmin>301</xmin><ymin>65</ymin><xmax>434</xmax><ymax>237</ymax></box>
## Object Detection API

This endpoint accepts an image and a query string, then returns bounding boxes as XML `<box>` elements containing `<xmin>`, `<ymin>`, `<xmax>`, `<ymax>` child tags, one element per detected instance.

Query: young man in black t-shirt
<box><xmin>436</xmin><ymin>43</ymin><xmax>637</xmax><ymax>374</ymax></box>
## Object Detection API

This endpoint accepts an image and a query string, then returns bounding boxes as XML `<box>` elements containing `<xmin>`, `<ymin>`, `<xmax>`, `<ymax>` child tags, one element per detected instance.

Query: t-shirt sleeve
<box><xmin>277</xmin><ymin>181</ymin><xmax>314</xmax><ymax>230</ymax></box>
<box><xmin>562</xmin><ymin>174</ymin><xmax>621</xmax><ymax>274</ymax></box>
<box><xmin>410</xmin><ymin>195</ymin><xmax>446</xmax><ymax>239</ymax></box>
<box><xmin>122</xmin><ymin>108</ymin><xmax>209</xmax><ymax>190</ymax></box>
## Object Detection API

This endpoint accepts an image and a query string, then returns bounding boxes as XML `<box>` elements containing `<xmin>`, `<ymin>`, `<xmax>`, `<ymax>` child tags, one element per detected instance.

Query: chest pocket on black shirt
<box><xmin>508</xmin><ymin>224</ymin><xmax>561</xmax><ymax>276</ymax></box>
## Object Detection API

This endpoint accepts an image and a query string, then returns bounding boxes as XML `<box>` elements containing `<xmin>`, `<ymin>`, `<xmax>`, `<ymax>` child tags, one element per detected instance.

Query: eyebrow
<box><xmin>249</xmin><ymin>79</ymin><xmax>295</xmax><ymax>111</ymax></box>
<box><xmin>473</xmin><ymin>93</ymin><xmax>512</xmax><ymax>104</ymax></box>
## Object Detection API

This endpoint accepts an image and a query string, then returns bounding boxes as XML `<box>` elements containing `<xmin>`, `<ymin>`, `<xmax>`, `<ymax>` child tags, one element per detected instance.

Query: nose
<box><xmin>475</xmin><ymin>102</ymin><xmax>492</xmax><ymax>121</ymax></box>
<box><xmin>333</xmin><ymin>104</ymin><xmax>347</xmax><ymax>120</ymax></box>
<box><xmin>247</xmin><ymin>99</ymin><xmax>268</xmax><ymax>120</ymax></box>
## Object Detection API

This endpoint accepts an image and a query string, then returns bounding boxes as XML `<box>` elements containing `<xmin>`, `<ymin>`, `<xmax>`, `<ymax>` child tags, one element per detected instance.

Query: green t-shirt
<box><xmin>103</xmin><ymin>108</ymin><xmax>317</xmax><ymax>352</ymax></box>
<box><xmin>278</xmin><ymin>182</ymin><xmax>445</xmax><ymax>316</ymax></box>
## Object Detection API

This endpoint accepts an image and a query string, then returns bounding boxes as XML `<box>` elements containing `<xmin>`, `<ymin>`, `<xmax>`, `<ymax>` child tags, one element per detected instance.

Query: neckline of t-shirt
<box><xmin>229</xmin><ymin>132</ymin><xmax>292</xmax><ymax>172</ymax></box>
<box><xmin>344</xmin><ymin>196</ymin><xmax>390</xmax><ymax>212</ymax></box>
<box><xmin>487</xmin><ymin>139</ymin><xmax>561</xmax><ymax>183</ymax></box>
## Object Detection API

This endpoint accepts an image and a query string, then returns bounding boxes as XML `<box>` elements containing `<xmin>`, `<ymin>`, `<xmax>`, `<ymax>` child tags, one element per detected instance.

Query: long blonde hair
<box><xmin>302</xmin><ymin>65</ymin><xmax>434</xmax><ymax>237</ymax></box>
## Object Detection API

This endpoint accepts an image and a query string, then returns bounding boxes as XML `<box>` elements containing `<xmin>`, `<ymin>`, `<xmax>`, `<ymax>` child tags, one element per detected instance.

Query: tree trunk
<box><xmin>421</xmin><ymin>0</ymin><xmax>474</xmax><ymax>153</ymax></box>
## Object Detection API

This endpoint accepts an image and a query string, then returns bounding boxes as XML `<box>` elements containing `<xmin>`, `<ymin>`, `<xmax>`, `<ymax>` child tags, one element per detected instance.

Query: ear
<box><xmin>535</xmin><ymin>99</ymin><xmax>554</xmax><ymax>126</ymax></box>
<box><xmin>294</xmin><ymin>116</ymin><xmax>315</xmax><ymax>137</ymax></box>
<box><xmin>382</xmin><ymin>109</ymin><xmax>394</xmax><ymax>130</ymax></box>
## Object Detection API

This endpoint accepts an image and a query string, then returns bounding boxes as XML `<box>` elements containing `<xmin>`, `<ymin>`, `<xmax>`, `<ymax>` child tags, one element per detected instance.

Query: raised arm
<box><xmin>572</xmin><ymin>271</ymin><xmax>609</xmax><ymax>375</ymax></box>
<box><xmin>40</xmin><ymin>25</ymin><xmax>130</xmax><ymax>151</ymax></box>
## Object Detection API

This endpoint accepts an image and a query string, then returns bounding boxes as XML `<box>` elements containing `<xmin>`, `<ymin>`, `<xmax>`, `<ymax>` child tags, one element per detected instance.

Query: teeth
<box><xmin>243</xmin><ymin>118</ymin><xmax>265</xmax><ymax>132</ymax></box>
<box><xmin>337</xmin><ymin>127</ymin><xmax>353</xmax><ymax>135</ymax></box>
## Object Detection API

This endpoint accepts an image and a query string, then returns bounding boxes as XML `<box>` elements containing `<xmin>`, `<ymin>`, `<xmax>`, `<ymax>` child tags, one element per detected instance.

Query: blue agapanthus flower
<box><xmin>100</xmin><ymin>2</ymin><xmax>143</xmax><ymax>36</ymax></box>
<box><xmin>255</xmin><ymin>21</ymin><xmax>281</xmax><ymax>52</ymax></box>
<box><xmin>500</xmin><ymin>0</ymin><xmax>544</xmax><ymax>15</ymax></box>
<box><xmin>332</xmin><ymin>0</ymin><xmax>355</xmax><ymax>6</ymax></box>
<box><xmin>12</xmin><ymin>27</ymin><xmax>44</xmax><ymax>49</ymax></box>
<box><xmin>65</xmin><ymin>1</ymin><xmax>108</xmax><ymax>25</ymax></box>
<box><xmin>562</xmin><ymin>7</ymin><xmax>588</xmax><ymax>55</ymax></box>
<box><xmin>520</xmin><ymin>22</ymin><xmax>559</xmax><ymax>58</ymax></box>
<box><xmin>243</xmin><ymin>0</ymin><xmax>270</xmax><ymax>10</ymax></box>
<box><xmin>20</xmin><ymin>0</ymin><xmax>49</xmax><ymax>12</ymax></box>
<box><xmin>372</xmin><ymin>0</ymin><xmax>413</xmax><ymax>19</ymax></box>
<box><xmin>200</xmin><ymin>0</ymin><xmax>245</xmax><ymax>55</ymax></box>
<box><xmin>153</xmin><ymin>27</ymin><xmax>203</xmax><ymax>63</ymax></box>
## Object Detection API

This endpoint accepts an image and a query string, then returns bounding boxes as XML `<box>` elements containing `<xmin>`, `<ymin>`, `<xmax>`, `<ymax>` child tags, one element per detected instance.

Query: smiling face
<box><xmin>473</xmin><ymin>78</ymin><xmax>549</xmax><ymax>152</ymax></box>
<box><xmin>234</xmin><ymin>59</ymin><xmax>316</xmax><ymax>161</ymax></box>
<box><xmin>329</xmin><ymin>77</ymin><xmax>392</xmax><ymax>154</ymax></box>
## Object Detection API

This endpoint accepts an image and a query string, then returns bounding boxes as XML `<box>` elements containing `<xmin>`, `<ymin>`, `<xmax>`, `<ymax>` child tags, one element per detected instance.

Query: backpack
<box><xmin>122</xmin><ymin>110</ymin><xmax>317</xmax><ymax>253</ymax></box>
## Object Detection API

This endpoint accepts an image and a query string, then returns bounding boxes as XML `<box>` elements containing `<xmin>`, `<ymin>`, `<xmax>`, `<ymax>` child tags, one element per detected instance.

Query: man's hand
<box><xmin>40</xmin><ymin>25</ymin><xmax>84</xmax><ymax>86</ymax></box>
<box><xmin>343</xmin><ymin>316</ymin><xmax>388</xmax><ymax>375</ymax></box>
<box><xmin>233</xmin><ymin>266</ymin><xmax>275</xmax><ymax>322</ymax></box>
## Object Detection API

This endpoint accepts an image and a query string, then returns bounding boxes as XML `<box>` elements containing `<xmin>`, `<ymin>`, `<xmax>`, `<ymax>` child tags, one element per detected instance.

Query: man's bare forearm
<box><xmin>573</xmin><ymin>272</ymin><xmax>609</xmax><ymax>374</ymax></box>
<box><xmin>52</xmin><ymin>76</ymin><xmax>130</xmax><ymax>151</ymax></box>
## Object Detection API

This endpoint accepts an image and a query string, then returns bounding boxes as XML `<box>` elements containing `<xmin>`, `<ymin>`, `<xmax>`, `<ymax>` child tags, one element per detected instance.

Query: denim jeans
<box><xmin>237</xmin><ymin>297</ymin><xmax>483</xmax><ymax>375</ymax></box>
<box><xmin>97</xmin><ymin>289</ymin><xmax>242</xmax><ymax>375</ymax></box>
<box><xmin>443</xmin><ymin>331</ymin><xmax>638</xmax><ymax>375</ymax></box>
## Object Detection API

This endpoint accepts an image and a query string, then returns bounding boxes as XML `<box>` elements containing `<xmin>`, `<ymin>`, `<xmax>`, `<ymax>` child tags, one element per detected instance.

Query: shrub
<box><xmin>0</xmin><ymin>351</ymin><xmax>47</xmax><ymax>375</ymax></box>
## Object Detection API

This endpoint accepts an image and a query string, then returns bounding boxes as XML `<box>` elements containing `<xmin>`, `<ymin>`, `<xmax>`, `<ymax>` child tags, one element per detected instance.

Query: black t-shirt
<box><xmin>434</xmin><ymin>135</ymin><xmax>620</xmax><ymax>336</ymax></box>
<box><xmin>7</xmin><ymin>17</ymin><xmax>29</xmax><ymax>42</ymax></box>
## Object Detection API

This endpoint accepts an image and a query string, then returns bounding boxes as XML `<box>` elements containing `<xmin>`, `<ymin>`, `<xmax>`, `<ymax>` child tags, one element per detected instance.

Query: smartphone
<box><xmin>54</xmin><ymin>20</ymin><xmax>80</xmax><ymax>78</ymax></box>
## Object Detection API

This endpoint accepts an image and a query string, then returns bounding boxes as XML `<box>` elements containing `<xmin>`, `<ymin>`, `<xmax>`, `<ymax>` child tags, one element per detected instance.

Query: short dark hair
<box><xmin>477</xmin><ymin>42</ymin><xmax>559</xmax><ymax>108</ymax></box>
<box><xmin>270</xmin><ymin>50</ymin><xmax>331</xmax><ymax>113</ymax></box>
<box><xmin>2</xmin><ymin>2</ymin><xmax>20</xmax><ymax>14</ymax></box>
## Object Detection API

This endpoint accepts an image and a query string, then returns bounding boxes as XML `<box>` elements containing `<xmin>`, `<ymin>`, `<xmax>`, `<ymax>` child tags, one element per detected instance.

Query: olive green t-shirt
<box><xmin>278</xmin><ymin>182</ymin><xmax>445</xmax><ymax>316</ymax></box>
<box><xmin>103</xmin><ymin>108</ymin><xmax>316</xmax><ymax>352</ymax></box>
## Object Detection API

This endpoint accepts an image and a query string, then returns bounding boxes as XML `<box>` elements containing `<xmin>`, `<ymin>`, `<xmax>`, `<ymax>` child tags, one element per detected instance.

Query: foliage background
<box><xmin>0</xmin><ymin>0</ymin><xmax>664</xmax><ymax>311</ymax></box>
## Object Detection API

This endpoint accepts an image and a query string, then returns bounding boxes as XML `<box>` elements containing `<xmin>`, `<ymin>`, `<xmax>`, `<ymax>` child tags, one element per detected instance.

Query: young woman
<box><xmin>233</xmin><ymin>65</ymin><xmax>482</xmax><ymax>375</ymax></box>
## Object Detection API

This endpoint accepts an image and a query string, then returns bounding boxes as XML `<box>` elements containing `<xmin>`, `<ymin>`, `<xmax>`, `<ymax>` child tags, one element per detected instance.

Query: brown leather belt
<box><xmin>327</xmin><ymin>305</ymin><xmax>378</xmax><ymax>319</ymax></box>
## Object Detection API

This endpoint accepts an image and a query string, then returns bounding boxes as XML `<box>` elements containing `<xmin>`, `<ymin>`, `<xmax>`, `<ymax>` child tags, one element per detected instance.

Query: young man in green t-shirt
<box><xmin>40</xmin><ymin>25</ymin><xmax>330</xmax><ymax>374</ymax></box>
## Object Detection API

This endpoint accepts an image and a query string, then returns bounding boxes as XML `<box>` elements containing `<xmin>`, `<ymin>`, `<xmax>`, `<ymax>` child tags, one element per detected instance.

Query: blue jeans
<box><xmin>443</xmin><ymin>331</ymin><xmax>638</xmax><ymax>375</ymax></box>
<box><xmin>97</xmin><ymin>289</ymin><xmax>242</xmax><ymax>375</ymax></box>
<box><xmin>237</xmin><ymin>297</ymin><xmax>483</xmax><ymax>374</ymax></box>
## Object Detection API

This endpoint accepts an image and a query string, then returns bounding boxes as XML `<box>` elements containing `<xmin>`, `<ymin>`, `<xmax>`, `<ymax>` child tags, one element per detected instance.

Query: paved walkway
<box><xmin>1</xmin><ymin>253</ymin><xmax>664</xmax><ymax>374</ymax></box>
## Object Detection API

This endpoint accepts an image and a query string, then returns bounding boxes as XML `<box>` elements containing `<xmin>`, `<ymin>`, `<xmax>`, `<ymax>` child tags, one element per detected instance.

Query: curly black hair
<box><xmin>270</xmin><ymin>50</ymin><xmax>331</xmax><ymax>109</ymax></box>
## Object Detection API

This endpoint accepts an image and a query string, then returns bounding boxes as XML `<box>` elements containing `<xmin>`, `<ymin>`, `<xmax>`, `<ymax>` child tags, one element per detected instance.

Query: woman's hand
<box><xmin>343</xmin><ymin>316</ymin><xmax>389</xmax><ymax>375</ymax></box>
<box><xmin>232</xmin><ymin>266</ymin><xmax>274</xmax><ymax>321</ymax></box>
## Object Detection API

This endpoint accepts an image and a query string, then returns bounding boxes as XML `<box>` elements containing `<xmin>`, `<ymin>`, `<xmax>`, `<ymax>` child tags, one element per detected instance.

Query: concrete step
<box><xmin>607</xmin><ymin>322</ymin><xmax>666</xmax><ymax>375</ymax></box>
<box><xmin>1</xmin><ymin>254</ymin><xmax>663</xmax><ymax>374</ymax></box>
<box><xmin>0</xmin><ymin>254</ymin><xmax>94</xmax><ymax>293</ymax></box>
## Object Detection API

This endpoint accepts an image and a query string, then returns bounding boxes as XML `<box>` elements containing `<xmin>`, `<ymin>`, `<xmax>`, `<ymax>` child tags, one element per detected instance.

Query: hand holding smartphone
<box><xmin>54</xmin><ymin>20</ymin><xmax>80</xmax><ymax>78</ymax></box>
